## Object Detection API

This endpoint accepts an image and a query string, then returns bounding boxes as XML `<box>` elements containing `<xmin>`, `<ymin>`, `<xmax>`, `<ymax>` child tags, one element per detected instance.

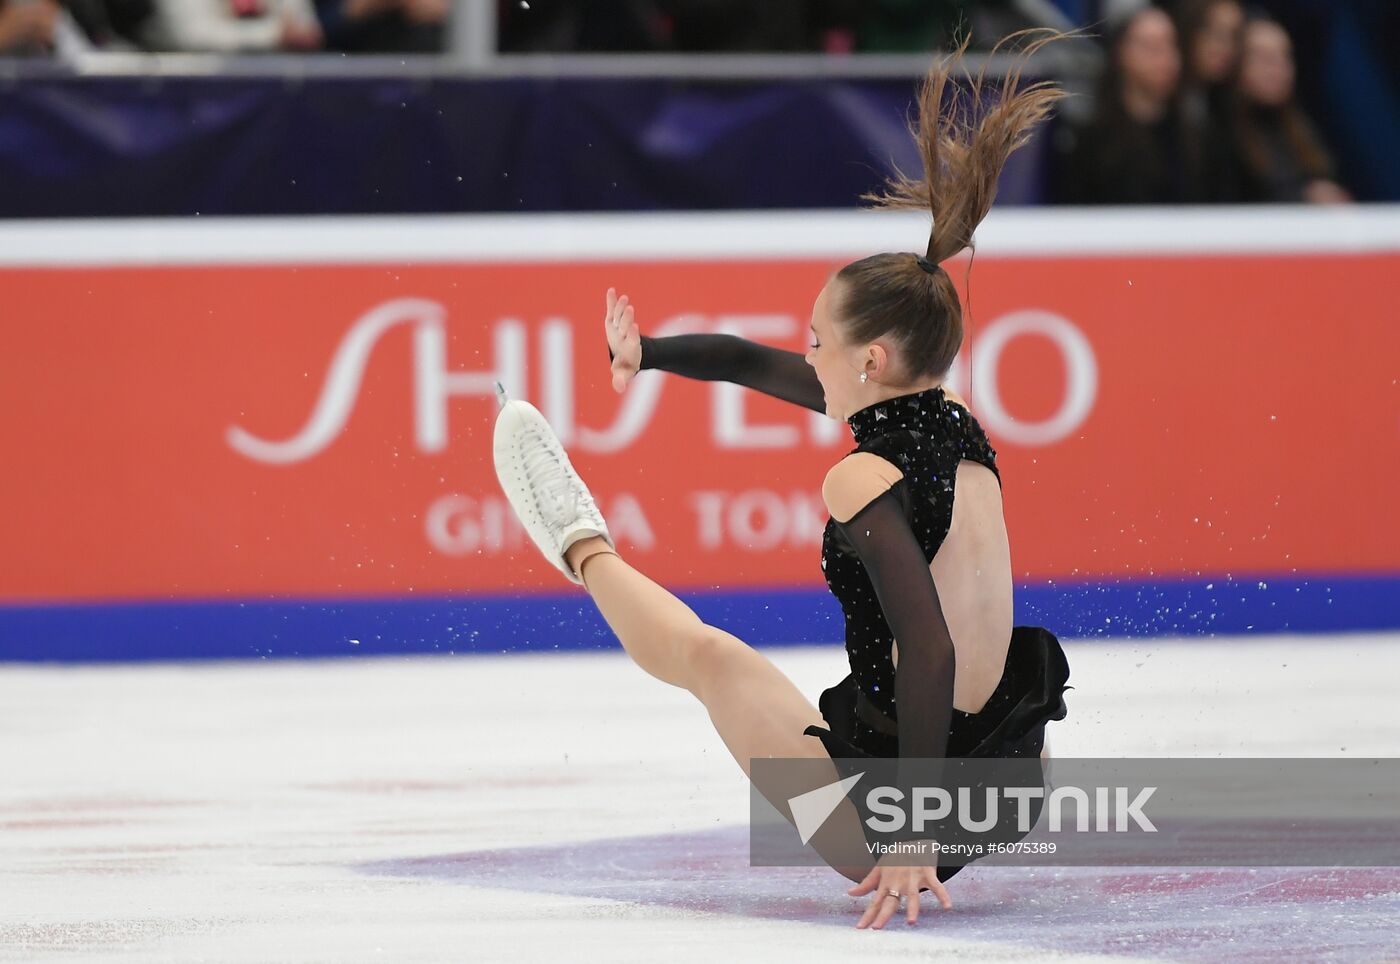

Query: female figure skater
<box><xmin>493</xmin><ymin>37</ymin><xmax>1071</xmax><ymax>930</ymax></box>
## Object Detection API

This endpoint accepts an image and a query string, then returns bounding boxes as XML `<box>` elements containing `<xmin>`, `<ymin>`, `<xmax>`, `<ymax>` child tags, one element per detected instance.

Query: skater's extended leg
<box><xmin>563</xmin><ymin>536</ymin><xmax>710</xmax><ymax>690</ymax></box>
<box><xmin>494</xmin><ymin>399</ymin><xmax>873</xmax><ymax>879</ymax></box>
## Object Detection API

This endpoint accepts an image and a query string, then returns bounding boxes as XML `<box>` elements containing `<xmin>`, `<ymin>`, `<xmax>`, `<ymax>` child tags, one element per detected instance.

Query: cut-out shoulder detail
<box><xmin>821</xmin><ymin>453</ymin><xmax>905</xmax><ymax>524</ymax></box>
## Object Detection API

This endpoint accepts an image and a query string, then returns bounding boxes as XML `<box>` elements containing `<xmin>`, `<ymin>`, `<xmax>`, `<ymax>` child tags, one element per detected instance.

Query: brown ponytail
<box><xmin>835</xmin><ymin>31</ymin><xmax>1068</xmax><ymax>380</ymax></box>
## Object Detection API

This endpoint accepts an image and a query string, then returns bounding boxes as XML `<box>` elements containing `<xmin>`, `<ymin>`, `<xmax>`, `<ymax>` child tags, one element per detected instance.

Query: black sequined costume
<box><xmin>807</xmin><ymin>386</ymin><xmax>1071</xmax><ymax>767</ymax></box>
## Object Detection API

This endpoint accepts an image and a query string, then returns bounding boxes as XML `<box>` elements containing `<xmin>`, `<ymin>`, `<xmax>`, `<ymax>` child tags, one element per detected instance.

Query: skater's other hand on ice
<box><xmin>848</xmin><ymin>855</ymin><xmax>951</xmax><ymax>929</ymax></box>
<box><xmin>604</xmin><ymin>287</ymin><xmax>642</xmax><ymax>394</ymax></box>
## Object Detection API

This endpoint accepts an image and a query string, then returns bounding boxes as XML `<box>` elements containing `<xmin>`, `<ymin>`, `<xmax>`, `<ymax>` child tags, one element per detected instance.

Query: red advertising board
<box><xmin>2</xmin><ymin>214</ymin><xmax>1398</xmax><ymax>605</ymax></box>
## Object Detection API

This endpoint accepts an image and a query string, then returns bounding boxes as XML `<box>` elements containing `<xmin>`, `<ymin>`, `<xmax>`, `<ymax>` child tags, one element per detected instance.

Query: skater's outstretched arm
<box><xmin>604</xmin><ymin>288</ymin><xmax>825</xmax><ymax>413</ymax></box>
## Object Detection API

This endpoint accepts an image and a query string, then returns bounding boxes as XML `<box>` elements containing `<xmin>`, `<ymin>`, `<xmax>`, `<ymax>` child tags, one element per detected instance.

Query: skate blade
<box><xmin>493</xmin><ymin>381</ymin><xmax>510</xmax><ymax>410</ymax></box>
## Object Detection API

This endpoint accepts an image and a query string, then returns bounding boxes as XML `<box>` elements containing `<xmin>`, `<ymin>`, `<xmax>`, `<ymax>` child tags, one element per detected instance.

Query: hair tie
<box><xmin>914</xmin><ymin>254</ymin><xmax>941</xmax><ymax>275</ymax></box>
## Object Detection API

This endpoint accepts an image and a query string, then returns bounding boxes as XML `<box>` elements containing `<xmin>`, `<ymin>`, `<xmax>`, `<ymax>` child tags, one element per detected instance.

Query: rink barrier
<box><xmin>3</xmin><ymin>208</ymin><xmax>1398</xmax><ymax>660</ymax></box>
<box><xmin>2</xmin><ymin>573</ymin><xmax>1397</xmax><ymax>662</ymax></box>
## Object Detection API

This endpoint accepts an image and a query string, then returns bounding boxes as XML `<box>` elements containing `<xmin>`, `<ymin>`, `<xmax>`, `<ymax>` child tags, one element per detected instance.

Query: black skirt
<box><xmin>801</xmin><ymin>625</ymin><xmax>1072</xmax><ymax>883</ymax></box>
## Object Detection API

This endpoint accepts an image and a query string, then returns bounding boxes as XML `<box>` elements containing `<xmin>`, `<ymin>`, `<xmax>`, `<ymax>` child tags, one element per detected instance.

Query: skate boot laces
<box><xmin>520</xmin><ymin>426</ymin><xmax>584</xmax><ymax>529</ymax></box>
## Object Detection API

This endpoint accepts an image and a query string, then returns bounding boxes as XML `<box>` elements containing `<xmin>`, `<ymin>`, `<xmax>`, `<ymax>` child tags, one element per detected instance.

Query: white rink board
<box><xmin>2</xmin><ymin>205</ymin><xmax>1399</xmax><ymax>267</ymax></box>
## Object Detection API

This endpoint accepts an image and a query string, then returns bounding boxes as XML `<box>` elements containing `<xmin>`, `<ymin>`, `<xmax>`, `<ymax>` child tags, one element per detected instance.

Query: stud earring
<box><xmin>860</xmin><ymin>372</ymin><xmax>869</xmax><ymax>384</ymax></box>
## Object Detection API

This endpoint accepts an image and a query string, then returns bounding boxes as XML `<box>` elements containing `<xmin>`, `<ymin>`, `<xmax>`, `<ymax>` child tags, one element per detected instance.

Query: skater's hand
<box><xmin>848</xmin><ymin>855</ymin><xmax>951</xmax><ymax>928</ymax></box>
<box><xmin>604</xmin><ymin>287</ymin><xmax>642</xmax><ymax>394</ymax></box>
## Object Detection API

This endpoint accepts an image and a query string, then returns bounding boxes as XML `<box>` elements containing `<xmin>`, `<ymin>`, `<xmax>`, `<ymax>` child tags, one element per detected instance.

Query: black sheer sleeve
<box><xmin>832</xmin><ymin>484</ymin><xmax>956</xmax><ymax>778</ymax></box>
<box><xmin>612</xmin><ymin>334</ymin><xmax>825</xmax><ymax>413</ymax></box>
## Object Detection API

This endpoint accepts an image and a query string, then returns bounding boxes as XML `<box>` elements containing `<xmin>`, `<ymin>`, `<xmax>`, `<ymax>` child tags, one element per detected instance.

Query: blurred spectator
<box><xmin>0</xmin><ymin>0</ymin><xmax>147</xmax><ymax>56</ymax></box>
<box><xmin>1234</xmin><ymin>15</ymin><xmax>1350</xmax><ymax>204</ymax></box>
<box><xmin>1054</xmin><ymin>6</ymin><xmax>1195</xmax><ymax>204</ymax></box>
<box><xmin>0</xmin><ymin>0</ymin><xmax>61</xmax><ymax>55</ymax></box>
<box><xmin>1175</xmin><ymin>0</ymin><xmax>1245</xmax><ymax>202</ymax></box>
<box><xmin>145</xmin><ymin>0</ymin><xmax>322</xmax><ymax>52</ymax></box>
<box><xmin>315</xmin><ymin>0</ymin><xmax>445</xmax><ymax>53</ymax></box>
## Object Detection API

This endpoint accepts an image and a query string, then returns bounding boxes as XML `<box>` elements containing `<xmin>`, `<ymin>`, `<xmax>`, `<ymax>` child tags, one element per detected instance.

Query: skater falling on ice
<box><xmin>493</xmin><ymin>33</ymin><xmax>1072</xmax><ymax>930</ymax></box>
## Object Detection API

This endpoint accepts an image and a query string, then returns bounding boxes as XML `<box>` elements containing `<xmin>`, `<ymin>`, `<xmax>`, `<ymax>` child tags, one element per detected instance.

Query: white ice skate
<box><xmin>492</xmin><ymin>384</ymin><xmax>613</xmax><ymax>585</ymax></box>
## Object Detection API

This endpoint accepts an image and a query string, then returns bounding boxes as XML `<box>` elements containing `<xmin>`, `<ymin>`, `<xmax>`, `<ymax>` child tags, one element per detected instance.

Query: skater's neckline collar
<box><xmin>847</xmin><ymin>386</ymin><xmax>967</xmax><ymax>443</ymax></box>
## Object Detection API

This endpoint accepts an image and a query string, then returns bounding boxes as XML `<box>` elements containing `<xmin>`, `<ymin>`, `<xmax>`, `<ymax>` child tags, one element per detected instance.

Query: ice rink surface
<box><xmin>4</xmin><ymin>632</ymin><xmax>1400</xmax><ymax>963</ymax></box>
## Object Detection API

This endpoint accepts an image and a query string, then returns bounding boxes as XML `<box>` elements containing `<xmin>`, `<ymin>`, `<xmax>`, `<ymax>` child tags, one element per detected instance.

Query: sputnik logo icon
<box><xmin>787</xmin><ymin>772</ymin><xmax>864</xmax><ymax>845</ymax></box>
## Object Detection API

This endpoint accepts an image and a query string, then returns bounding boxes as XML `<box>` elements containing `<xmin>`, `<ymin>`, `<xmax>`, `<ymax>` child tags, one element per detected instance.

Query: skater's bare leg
<box><xmin>565</xmin><ymin>537</ymin><xmax>873</xmax><ymax>880</ymax></box>
<box><xmin>564</xmin><ymin>537</ymin><xmax>707</xmax><ymax>690</ymax></box>
<box><xmin>566</xmin><ymin>536</ymin><xmax>819</xmax><ymax>728</ymax></box>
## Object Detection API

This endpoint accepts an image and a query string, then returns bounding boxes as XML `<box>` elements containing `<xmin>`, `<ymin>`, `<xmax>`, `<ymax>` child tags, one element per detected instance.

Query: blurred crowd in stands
<box><xmin>0</xmin><ymin>1</ymin><xmax>449</xmax><ymax>54</ymax></box>
<box><xmin>0</xmin><ymin>0</ymin><xmax>1069</xmax><ymax>55</ymax></box>
<box><xmin>0</xmin><ymin>0</ymin><xmax>1085</xmax><ymax>55</ymax></box>
<box><xmin>1054</xmin><ymin>1</ymin><xmax>1352</xmax><ymax>204</ymax></box>
<box><xmin>0</xmin><ymin>0</ymin><xmax>1384</xmax><ymax>205</ymax></box>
